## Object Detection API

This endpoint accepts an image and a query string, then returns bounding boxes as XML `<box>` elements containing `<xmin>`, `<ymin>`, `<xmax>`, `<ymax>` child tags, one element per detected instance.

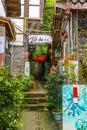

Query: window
<box><xmin>21</xmin><ymin>0</ymin><xmax>24</xmax><ymax>4</ymax></box>
<box><xmin>29</xmin><ymin>0</ymin><xmax>40</xmax><ymax>18</ymax></box>
<box><xmin>20</xmin><ymin>5</ymin><xmax>24</xmax><ymax>17</ymax></box>
<box><xmin>29</xmin><ymin>0</ymin><xmax>40</xmax><ymax>5</ymax></box>
<box><xmin>29</xmin><ymin>6</ymin><xmax>40</xmax><ymax>18</ymax></box>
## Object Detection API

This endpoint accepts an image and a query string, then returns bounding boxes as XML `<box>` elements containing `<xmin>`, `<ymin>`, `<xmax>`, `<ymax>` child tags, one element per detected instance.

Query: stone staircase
<box><xmin>22</xmin><ymin>80</ymin><xmax>49</xmax><ymax>111</ymax></box>
<box><xmin>21</xmin><ymin>80</ymin><xmax>62</xmax><ymax>130</ymax></box>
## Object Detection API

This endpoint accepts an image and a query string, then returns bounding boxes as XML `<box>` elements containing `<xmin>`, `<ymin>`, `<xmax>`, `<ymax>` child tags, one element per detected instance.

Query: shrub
<box><xmin>45</xmin><ymin>66</ymin><xmax>64</xmax><ymax>111</ymax></box>
<box><xmin>0</xmin><ymin>67</ymin><xmax>25</xmax><ymax>130</ymax></box>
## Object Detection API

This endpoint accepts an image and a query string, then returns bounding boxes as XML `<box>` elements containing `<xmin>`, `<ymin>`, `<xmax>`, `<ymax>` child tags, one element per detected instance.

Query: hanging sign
<box><xmin>28</xmin><ymin>34</ymin><xmax>52</xmax><ymax>44</ymax></box>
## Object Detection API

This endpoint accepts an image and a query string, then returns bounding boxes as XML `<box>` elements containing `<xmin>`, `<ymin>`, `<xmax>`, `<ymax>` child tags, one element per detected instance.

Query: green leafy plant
<box><xmin>0</xmin><ymin>67</ymin><xmax>31</xmax><ymax>130</ymax></box>
<box><xmin>79</xmin><ymin>43</ymin><xmax>87</xmax><ymax>83</ymax></box>
<box><xmin>64</xmin><ymin>56</ymin><xmax>78</xmax><ymax>84</ymax></box>
<box><xmin>22</xmin><ymin>76</ymin><xmax>31</xmax><ymax>91</ymax></box>
<box><xmin>73</xmin><ymin>45</ymin><xmax>77</xmax><ymax>51</ymax></box>
<box><xmin>45</xmin><ymin>66</ymin><xmax>64</xmax><ymax>112</ymax></box>
<box><xmin>32</xmin><ymin>44</ymin><xmax>48</xmax><ymax>56</ymax></box>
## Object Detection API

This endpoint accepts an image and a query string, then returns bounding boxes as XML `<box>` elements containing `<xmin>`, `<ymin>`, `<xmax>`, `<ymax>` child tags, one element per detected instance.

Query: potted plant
<box><xmin>64</xmin><ymin>56</ymin><xmax>78</xmax><ymax>84</ymax></box>
<box><xmin>32</xmin><ymin>44</ymin><xmax>47</xmax><ymax>57</ymax></box>
<box><xmin>45</xmin><ymin>66</ymin><xmax>64</xmax><ymax>120</ymax></box>
<box><xmin>73</xmin><ymin>45</ymin><xmax>77</xmax><ymax>51</ymax></box>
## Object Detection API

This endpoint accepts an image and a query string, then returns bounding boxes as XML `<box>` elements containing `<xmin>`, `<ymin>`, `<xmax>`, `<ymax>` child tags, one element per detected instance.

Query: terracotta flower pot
<box><xmin>32</xmin><ymin>55</ymin><xmax>46</xmax><ymax>62</ymax></box>
<box><xmin>32</xmin><ymin>56</ymin><xmax>38</xmax><ymax>61</ymax></box>
<box><xmin>69</xmin><ymin>55</ymin><xmax>74</xmax><ymax>60</ymax></box>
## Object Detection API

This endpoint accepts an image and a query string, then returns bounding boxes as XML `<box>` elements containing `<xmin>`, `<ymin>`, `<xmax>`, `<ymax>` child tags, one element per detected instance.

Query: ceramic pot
<box><xmin>52</xmin><ymin>111</ymin><xmax>62</xmax><ymax>121</ymax></box>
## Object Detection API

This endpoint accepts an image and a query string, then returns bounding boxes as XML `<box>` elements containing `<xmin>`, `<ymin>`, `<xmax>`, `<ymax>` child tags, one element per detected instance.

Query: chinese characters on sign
<box><xmin>62</xmin><ymin>85</ymin><xmax>87</xmax><ymax>130</ymax></box>
<box><xmin>28</xmin><ymin>34</ymin><xmax>52</xmax><ymax>44</ymax></box>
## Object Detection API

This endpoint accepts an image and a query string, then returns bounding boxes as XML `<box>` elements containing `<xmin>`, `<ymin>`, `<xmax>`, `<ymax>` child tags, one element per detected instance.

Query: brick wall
<box><xmin>12</xmin><ymin>46</ymin><xmax>25</xmax><ymax>75</ymax></box>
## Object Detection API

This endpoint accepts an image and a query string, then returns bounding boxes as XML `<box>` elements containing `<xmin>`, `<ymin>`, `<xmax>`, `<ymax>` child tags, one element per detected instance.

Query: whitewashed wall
<box><xmin>11</xmin><ymin>18</ymin><xmax>23</xmax><ymax>33</ymax></box>
<box><xmin>13</xmin><ymin>34</ymin><xmax>23</xmax><ymax>46</ymax></box>
<box><xmin>0</xmin><ymin>0</ymin><xmax>6</xmax><ymax>17</ymax></box>
<box><xmin>11</xmin><ymin>18</ymin><xmax>24</xmax><ymax>46</ymax></box>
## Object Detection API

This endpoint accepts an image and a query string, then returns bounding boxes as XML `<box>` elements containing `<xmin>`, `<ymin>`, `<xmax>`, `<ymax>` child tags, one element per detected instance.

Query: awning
<box><xmin>56</xmin><ymin>2</ymin><xmax>87</xmax><ymax>10</ymax></box>
<box><xmin>0</xmin><ymin>17</ymin><xmax>15</xmax><ymax>40</ymax></box>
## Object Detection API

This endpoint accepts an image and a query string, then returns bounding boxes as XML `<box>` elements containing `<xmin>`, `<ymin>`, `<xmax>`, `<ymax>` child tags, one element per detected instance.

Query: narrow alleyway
<box><xmin>20</xmin><ymin>80</ymin><xmax>62</xmax><ymax>130</ymax></box>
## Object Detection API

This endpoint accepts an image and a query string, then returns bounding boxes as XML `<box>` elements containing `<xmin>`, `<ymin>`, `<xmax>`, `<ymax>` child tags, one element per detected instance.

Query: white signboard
<box><xmin>28</xmin><ymin>34</ymin><xmax>52</xmax><ymax>44</ymax></box>
<box><xmin>0</xmin><ymin>36</ymin><xmax>5</xmax><ymax>53</ymax></box>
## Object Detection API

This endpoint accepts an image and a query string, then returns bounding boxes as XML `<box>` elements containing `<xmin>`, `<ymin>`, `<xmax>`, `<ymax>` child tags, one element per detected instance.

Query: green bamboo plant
<box><xmin>41</xmin><ymin>0</ymin><xmax>54</xmax><ymax>31</ymax></box>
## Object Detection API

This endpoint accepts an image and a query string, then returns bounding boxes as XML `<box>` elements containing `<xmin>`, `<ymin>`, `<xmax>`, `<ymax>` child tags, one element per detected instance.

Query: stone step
<box><xmin>22</xmin><ymin>103</ymin><xmax>49</xmax><ymax>110</ymax></box>
<box><xmin>24</xmin><ymin>97</ymin><xmax>48</xmax><ymax>104</ymax></box>
<box><xmin>23</xmin><ymin>91</ymin><xmax>47</xmax><ymax>98</ymax></box>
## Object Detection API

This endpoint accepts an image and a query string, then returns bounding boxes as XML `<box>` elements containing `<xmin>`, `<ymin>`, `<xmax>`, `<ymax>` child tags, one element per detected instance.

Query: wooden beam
<box><xmin>6</xmin><ymin>3</ymin><xmax>19</xmax><ymax>7</ymax></box>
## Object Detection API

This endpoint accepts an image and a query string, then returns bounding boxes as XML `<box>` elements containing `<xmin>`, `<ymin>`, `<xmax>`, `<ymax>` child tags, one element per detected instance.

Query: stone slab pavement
<box><xmin>20</xmin><ymin>110</ymin><xmax>62</xmax><ymax>130</ymax></box>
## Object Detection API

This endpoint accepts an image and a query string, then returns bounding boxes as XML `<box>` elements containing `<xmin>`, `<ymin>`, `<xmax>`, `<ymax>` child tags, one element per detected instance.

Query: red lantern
<box><xmin>72</xmin><ymin>9</ymin><xmax>77</xmax><ymax>15</ymax></box>
<box><xmin>64</xmin><ymin>32</ymin><xmax>68</xmax><ymax>39</ymax></box>
<box><xmin>60</xmin><ymin>30</ymin><xmax>65</xmax><ymax>37</ymax></box>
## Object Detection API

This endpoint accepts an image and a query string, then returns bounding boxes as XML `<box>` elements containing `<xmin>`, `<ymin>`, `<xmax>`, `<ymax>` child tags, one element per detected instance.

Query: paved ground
<box><xmin>20</xmin><ymin>110</ymin><xmax>62</xmax><ymax>130</ymax></box>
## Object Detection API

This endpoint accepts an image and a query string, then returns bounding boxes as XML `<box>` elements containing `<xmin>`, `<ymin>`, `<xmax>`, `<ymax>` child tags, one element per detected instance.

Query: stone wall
<box><xmin>12</xmin><ymin>46</ymin><xmax>25</xmax><ymax>75</ymax></box>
